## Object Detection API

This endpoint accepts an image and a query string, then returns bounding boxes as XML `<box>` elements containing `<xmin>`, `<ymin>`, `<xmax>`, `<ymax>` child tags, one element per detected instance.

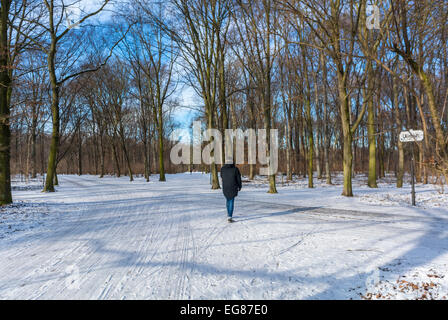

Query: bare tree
<box><xmin>169</xmin><ymin>0</ymin><xmax>233</xmax><ymax>189</ymax></box>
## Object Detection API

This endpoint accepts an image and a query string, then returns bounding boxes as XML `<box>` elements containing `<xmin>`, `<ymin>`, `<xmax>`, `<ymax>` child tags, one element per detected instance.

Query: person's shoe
<box><xmin>227</xmin><ymin>217</ymin><xmax>235</xmax><ymax>223</ymax></box>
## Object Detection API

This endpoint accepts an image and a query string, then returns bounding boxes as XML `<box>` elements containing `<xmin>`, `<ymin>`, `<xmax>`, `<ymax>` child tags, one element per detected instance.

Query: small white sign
<box><xmin>399</xmin><ymin>130</ymin><xmax>424</xmax><ymax>142</ymax></box>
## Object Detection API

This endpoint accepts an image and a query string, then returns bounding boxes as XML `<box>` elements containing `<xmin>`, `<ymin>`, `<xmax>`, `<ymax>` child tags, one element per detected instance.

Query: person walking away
<box><xmin>220</xmin><ymin>161</ymin><xmax>242</xmax><ymax>223</ymax></box>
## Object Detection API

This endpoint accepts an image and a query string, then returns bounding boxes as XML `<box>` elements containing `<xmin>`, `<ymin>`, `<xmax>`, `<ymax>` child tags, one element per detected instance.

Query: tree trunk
<box><xmin>301</xmin><ymin>48</ymin><xmax>313</xmax><ymax>188</ymax></box>
<box><xmin>143</xmin><ymin>138</ymin><xmax>149</xmax><ymax>182</ymax></box>
<box><xmin>342</xmin><ymin>132</ymin><xmax>353</xmax><ymax>197</ymax></box>
<box><xmin>247</xmin><ymin>90</ymin><xmax>256</xmax><ymax>180</ymax></box>
<box><xmin>306</xmin><ymin>115</ymin><xmax>313</xmax><ymax>188</ymax></box>
<box><xmin>393</xmin><ymin>78</ymin><xmax>404</xmax><ymax>188</ymax></box>
<box><xmin>321</xmin><ymin>54</ymin><xmax>332</xmax><ymax>185</ymax></box>
<box><xmin>315</xmin><ymin>134</ymin><xmax>321</xmax><ymax>180</ymax></box>
<box><xmin>99</xmin><ymin>131</ymin><xmax>105</xmax><ymax>178</ymax></box>
<box><xmin>30</xmin><ymin>126</ymin><xmax>37</xmax><ymax>179</ymax></box>
<box><xmin>158</xmin><ymin>121</ymin><xmax>165</xmax><ymax>182</ymax></box>
<box><xmin>112</xmin><ymin>135</ymin><xmax>121</xmax><ymax>177</ymax></box>
<box><xmin>122</xmin><ymin>139</ymin><xmax>133</xmax><ymax>181</ymax></box>
<box><xmin>26</xmin><ymin>133</ymin><xmax>31</xmax><ymax>180</ymax></box>
<box><xmin>43</xmin><ymin>39</ymin><xmax>60</xmax><ymax>192</ymax></box>
<box><xmin>264</xmin><ymin>86</ymin><xmax>277</xmax><ymax>194</ymax></box>
<box><xmin>0</xmin><ymin>0</ymin><xmax>12</xmax><ymax>204</ymax></box>
<box><xmin>378</xmin><ymin>107</ymin><xmax>385</xmax><ymax>179</ymax></box>
<box><xmin>367</xmin><ymin>62</ymin><xmax>378</xmax><ymax>188</ymax></box>
<box><xmin>417</xmin><ymin>69</ymin><xmax>447</xmax><ymax>157</ymax></box>
<box><xmin>338</xmin><ymin>71</ymin><xmax>353</xmax><ymax>197</ymax></box>
<box><xmin>208</xmin><ymin>110</ymin><xmax>220</xmax><ymax>190</ymax></box>
<box><xmin>77</xmin><ymin>127</ymin><xmax>82</xmax><ymax>176</ymax></box>
<box><xmin>286</xmin><ymin>121</ymin><xmax>292</xmax><ymax>181</ymax></box>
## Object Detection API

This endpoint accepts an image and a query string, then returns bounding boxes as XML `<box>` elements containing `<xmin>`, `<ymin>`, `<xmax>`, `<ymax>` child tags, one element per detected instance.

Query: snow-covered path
<box><xmin>1</xmin><ymin>174</ymin><xmax>448</xmax><ymax>299</ymax></box>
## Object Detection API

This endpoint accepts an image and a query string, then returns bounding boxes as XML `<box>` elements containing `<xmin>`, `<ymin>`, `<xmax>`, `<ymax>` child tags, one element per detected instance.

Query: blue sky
<box><xmin>76</xmin><ymin>0</ymin><xmax>201</xmax><ymax>128</ymax></box>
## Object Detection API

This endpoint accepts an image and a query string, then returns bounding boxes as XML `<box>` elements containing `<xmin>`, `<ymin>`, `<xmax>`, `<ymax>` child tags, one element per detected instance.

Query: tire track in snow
<box><xmin>86</xmin><ymin>181</ymin><xmax>175</xmax><ymax>299</ymax></box>
<box><xmin>107</xmin><ymin>200</ymin><xmax>175</xmax><ymax>299</ymax></box>
<box><xmin>170</xmin><ymin>207</ymin><xmax>195</xmax><ymax>299</ymax></box>
<box><xmin>0</xmin><ymin>177</ymin><xmax>104</xmax><ymax>297</ymax></box>
<box><xmin>33</xmin><ymin>177</ymin><xmax>129</xmax><ymax>299</ymax></box>
<box><xmin>23</xmin><ymin>176</ymin><xmax>150</xmax><ymax>299</ymax></box>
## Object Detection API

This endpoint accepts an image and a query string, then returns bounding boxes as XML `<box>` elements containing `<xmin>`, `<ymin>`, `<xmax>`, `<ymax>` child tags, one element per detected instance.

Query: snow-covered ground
<box><xmin>1</xmin><ymin>173</ymin><xmax>447</xmax><ymax>300</ymax></box>
<box><xmin>1</xmin><ymin>177</ymin><xmax>49</xmax><ymax>240</ymax></box>
<box><xmin>247</xmin><ymin>173</ymin><xmax>448</xmax><ymax>216</ymax></box>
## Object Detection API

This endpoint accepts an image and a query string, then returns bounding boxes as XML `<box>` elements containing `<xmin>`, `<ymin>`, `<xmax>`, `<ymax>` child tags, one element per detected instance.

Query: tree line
<box><xmin>1</xmin><ymin>0</ymin><xmax>447</xmax><ymax>205</ymax></box>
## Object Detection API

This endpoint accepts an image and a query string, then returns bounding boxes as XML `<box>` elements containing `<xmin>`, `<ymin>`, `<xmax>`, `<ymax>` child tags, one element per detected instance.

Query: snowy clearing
<box><xmin>1</xmin><ymin>173</ymin><xmax>447</xmax><ymax>299</ymax></box>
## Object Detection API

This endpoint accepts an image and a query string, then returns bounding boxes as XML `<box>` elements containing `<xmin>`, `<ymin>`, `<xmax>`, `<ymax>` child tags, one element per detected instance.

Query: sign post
<box><xmin>410</xmin><ymin>146</ymin><xmax>416</xmax><ymax>206</ymax></box>
<box><xmin>399</xmin><ymin>130</ymin><xmax>424</xmax><ymax>206</ymax></box>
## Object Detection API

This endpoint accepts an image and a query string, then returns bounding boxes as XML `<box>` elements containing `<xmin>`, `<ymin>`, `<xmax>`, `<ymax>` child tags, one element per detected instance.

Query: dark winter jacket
<box><xmin>220</xmin><ymin>164</ymin><xmax>242</xmax><ymax>200</ymax></box>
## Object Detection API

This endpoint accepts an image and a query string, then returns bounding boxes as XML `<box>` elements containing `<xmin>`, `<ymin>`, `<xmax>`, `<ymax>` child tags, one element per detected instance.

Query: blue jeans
<box><xmin>226</xmin><ymin>198</ymin><xmax>235</xmax><ymax>218</ymax></box>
